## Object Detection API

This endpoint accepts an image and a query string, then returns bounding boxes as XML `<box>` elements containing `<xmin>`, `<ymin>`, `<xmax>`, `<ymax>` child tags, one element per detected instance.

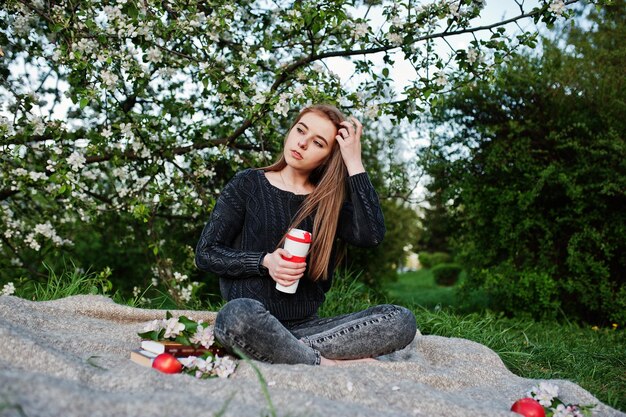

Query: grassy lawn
<box><xmin>385</xmin><ymin>269</ymin><xmax>457</xmax><ymax>309</ymax></box>
<box><xmin>381</xmin><ymin>270</ymin><xmax>626</xmax><ymax>412</ymax></box>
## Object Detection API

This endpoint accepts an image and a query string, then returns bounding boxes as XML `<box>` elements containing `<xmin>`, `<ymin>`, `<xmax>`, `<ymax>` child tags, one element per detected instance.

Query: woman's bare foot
<box><xmin>320</xmin><ymin>356</ymin><xmax>378</xmax><ymax>366</ymax></box>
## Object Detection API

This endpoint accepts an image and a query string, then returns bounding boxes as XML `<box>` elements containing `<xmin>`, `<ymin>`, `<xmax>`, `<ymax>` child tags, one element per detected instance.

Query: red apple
<box><xmin>511</xmin><ymin>398</ymin><xmax>545</xmax><ymax>417</ymax></box>
<box><xmin>152</xmin><ymin>353</ymin><xmax>182</xmax><ymax>374</ymax></box>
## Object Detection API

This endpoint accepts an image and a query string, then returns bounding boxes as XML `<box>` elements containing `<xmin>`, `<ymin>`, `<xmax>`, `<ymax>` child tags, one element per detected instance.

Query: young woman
<box><xmin>195</xmin><ymin>104</ymin><xmax>416</xmax><ymax>365</ymax></box>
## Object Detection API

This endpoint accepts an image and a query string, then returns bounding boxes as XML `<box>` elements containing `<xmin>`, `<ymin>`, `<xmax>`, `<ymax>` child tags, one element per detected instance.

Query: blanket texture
<box><xmin>0</xmin><ymin>295</ymin><xmax>623</xmax><ymax>417</ymax></box>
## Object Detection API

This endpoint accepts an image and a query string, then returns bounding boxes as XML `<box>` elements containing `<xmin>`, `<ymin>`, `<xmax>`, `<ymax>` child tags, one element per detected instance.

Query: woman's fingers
<box><xmin>335</xmin><ymin>116</ymin><xmax>366</xmax><ymax>175</ymax></box>
<box><xmin>267</xmin><ymin>248</ymin><xmax>306</xmax><ymax>282</ymax></box>
<box><xmin>336</xmin><ymin>117</ymin><xmax>362</xmax><ymax>145</ymax></box>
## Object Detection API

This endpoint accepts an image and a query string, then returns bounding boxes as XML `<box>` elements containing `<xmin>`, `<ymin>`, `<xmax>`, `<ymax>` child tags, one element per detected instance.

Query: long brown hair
<box><xmin>263</xmin><ymin>104</ymin><xmax>348</xmax><ymax>281</ymax></box>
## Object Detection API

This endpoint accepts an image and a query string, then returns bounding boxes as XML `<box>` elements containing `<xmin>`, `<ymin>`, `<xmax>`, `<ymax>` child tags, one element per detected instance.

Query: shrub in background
<box><xmin>418</xmin><ymin>252</ymin><xmax>452</xmax><ymax>269</ymax></box>
<box><xmin>431</xmin><ymin>263</ymin><xmax>462</xmax><ymax>286</ymax></box>
<box><xmin>458</xmin><ymin>264</ymin><xmax>561</xmax><ymax>320</ymax></box>
<box><xmin>423</xmin><ymin>5</ymin><xmax>626</xmax><ymax>324</ymax></box>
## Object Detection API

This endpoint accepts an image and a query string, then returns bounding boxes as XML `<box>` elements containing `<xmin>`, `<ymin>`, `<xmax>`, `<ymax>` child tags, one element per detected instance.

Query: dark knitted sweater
<box><xmin>195</xmin><ymin>168</ymin><xmax>386</xmax><ymax>321</ymax></box>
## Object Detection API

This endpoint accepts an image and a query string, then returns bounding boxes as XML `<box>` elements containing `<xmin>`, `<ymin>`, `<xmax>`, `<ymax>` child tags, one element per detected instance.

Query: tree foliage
<box><xmin>0</xmin><ymin>0</ymin><xmax>593</xmax><ymax>302</ymax></box>
<box><xmin>424</xmin><ymin>1</ymin><xmax>626</xmax><ymax>323</ymax></box>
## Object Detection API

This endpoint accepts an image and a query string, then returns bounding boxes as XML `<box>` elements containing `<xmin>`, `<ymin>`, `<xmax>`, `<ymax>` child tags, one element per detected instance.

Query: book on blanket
<box><xmin>129</xmin><ymin>349</ymin><xmax>158</xmax><ymax>367</ymax></box>
<box><xmin>139</xmin><ymin>340</ymin><xmax>226</xmax><ymax>357</ymax></box>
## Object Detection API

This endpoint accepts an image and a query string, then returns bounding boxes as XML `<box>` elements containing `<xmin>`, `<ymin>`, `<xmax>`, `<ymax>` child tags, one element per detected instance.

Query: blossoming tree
<box><xmin>0</xmin><ymin>0</ymin><xmax>597</xmax><ymax>301</ymax></box>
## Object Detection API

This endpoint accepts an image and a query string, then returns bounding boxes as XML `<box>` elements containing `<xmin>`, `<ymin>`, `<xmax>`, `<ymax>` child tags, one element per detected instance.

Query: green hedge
<box><xmin>431</xmin><ymin>263</ymin><xmax>462</xmax><ymax>286</ymax></box>
<box><xmin>418</xmin><ymin>252</ymin><xmax>452</xmax><ymax>269</ymax></box>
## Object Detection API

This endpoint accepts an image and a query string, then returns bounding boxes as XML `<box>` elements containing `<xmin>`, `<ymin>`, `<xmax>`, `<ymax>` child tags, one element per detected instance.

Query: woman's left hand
<box><xmin>336</xmin><ymin>116</ymin><xmax>366</xmax><ymax>176</ymax></box>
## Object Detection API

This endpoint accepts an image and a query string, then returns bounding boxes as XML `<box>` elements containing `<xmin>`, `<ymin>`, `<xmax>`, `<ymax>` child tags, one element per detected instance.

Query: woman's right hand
<box><xmin>262</xmin><ymin>248</ymin><xmax>306</xmax><ymax>287</ymax></box>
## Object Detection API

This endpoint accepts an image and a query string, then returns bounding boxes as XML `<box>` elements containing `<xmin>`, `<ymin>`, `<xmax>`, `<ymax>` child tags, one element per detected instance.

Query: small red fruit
<box><xmin>511</xmin><ymin>398</ymin><xmax>545</xmax><ymax>417</ymax></box>
<box><xmin>152</xmin><ymin>353</ymin><xmax>182</xmax><ymax>374</ymax></box>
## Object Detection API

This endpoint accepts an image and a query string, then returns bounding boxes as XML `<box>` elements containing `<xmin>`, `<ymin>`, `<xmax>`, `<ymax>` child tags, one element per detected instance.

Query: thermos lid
<box><xmin>286</xmin><ymin>229</ymin><xmax>312</xmax><ymax>244</ymax></box>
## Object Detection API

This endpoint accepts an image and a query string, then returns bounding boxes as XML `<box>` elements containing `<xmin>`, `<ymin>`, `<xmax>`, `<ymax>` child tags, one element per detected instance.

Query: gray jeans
<box><xmin>214</xmin><ymin>298</ymin><xmax>417</xmax><ymax>365</ymax></box>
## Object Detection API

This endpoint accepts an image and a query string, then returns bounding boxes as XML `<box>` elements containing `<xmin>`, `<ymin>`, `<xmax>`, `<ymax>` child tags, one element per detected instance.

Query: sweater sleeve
<box><xmin>337</xmin><ymin>172</ymin><xmax>386</xmax><ymax>247</ymax></box>
<box><xmin>195</xmin><ymin>170</ymin><xmax>265</xmax><ymax>278</ymax></box>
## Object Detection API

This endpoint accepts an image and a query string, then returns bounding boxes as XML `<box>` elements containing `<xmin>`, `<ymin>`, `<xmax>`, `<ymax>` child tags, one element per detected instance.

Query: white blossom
<box><xmin>119</xmin><ymin>122</ymin><xmax>133</xmax><ymax>137</ymax></box>
<box><xmin>213</xmin><ymin>356</ymin><xmax>237</xmax><ymax>378</ymax></box>
<box><xmin>311</xmin><ymin>62</ymin><xmax>325</xmax><ymax>74</ymax></box>
<box><xmin>163</xmin><ymin>317</ymin><xmax>185</xmax><ymax>339</ymax></box>
<box><xmin>46</xmin><ymin>159</ymin><xmax>57</xmax><ymax>172</ymax></box>
<box><xmin>101</xmin><ymin>70</ymin><xmax>119</xmax><ymax>89</ymax></box>
<box><xmin>386</xmin><ymin>32</ymin><xmax>403</xmax><ymax>46</ymax></box>
<box><xmin>434</xmin><ymin>71</ymin><xmax>448</xmax><ymax>86</ymax></box>
<box><xmin>75</xmin><ymin>38</ymin><xmax>98</xmax><ymax>55</ymax></box>
<box><xmin>364</xmin><ymin>103</ymin><xmax>379</xmax><ymax>119</ymax></box>
<box><xmin>173</xmin><ymin>272</ymin><xmax>188</xmax><ymax>283</ymax></box>
<box><xmin>13</xmin><ymin>15</ymin><xmax>32</xmax><ymax>36</ymax></box>
<box><xmin>1</xmin><ymin>282</ymin><xmax>16</xmax><ymax>296</ymax></box>
<box><xmin>34</xmin><ymin>222</ymin><xmax>64</xmax><ymax>246</ymax></box>
<box><xmin>52</xmin><ymin>48</ymin><xmax>63</xmax><ymax>62</ymax></box>
<box><xmin>353</xmin><ymin>22</ymin><xmax>369</xmax><ymax>39</ymax></box>
<box><xmin>190</xmin><ymin>324</ymin><xmax>215</xmax><ymax>348</ymax></box>
<box><xmin>274</xmin><ymin>92</ymin><xmax>290</xmax><ymax>117</ymax></box>
<box><xmin>530</xmin><ymin>382</ymin><xmax>560</xmax><ymax>407</ymax></box>
<box><xmin>551</xmin><ymin>404</ymin><xmax>584</xmax><ymax>417</ymax></box>
<box><xmin>25</xmin><ymin>233</ymin><xmax>41</xmax><ymax>251</ymax></box>
<box><xmin>29</xmin><ymin>171</ymin><xmax>48</xmax><ymax>182</ymax></box>
<box><xmin>251</xmin><ymin>91</ymin><xmax>266</xmax><ymax>105</ymax></box>
<box><xmin>197</xmin><ymin>166</ymin><xmax>216</xmax><ymax>179</ymax></box>
<box><xmin>31</xmin><ymin>116</ymin><xmax>46</xmax><ymax>136</ymax></box>
<box><xmin>448</xmin><ymin>3</ymin><xmax>460</xmax><ymax>18</ymax></box>
<box><xmin>180</xmin><ymin>284</ymin><xmax>193</xmax><ymax>302</ymax></box>
<box><xmin>467</xmin><ymin>48</ymin><xmax>479</xmax><ymax>64</ymax></box>
<box><xmin>391</xmin><ymin>16</ymin><xmax>405</xmax><ymax>28</ymax></box>
<box><xmin>146</xmin><ymin>47</ymin><xmax>163</xmax><ymax>64</ymax></box>
<box><xmin>67</xmin><ymin>151</ymin><xmax>86</xmax><ymax>172</ymax></box>
<box><xmin>549</xmin><ymin>0</ymin><xmax>565</xmax><ymax>15</ymax></box>
<box><xmin>101</xmin><ymin>127</ymin><xmax>113</xmax><ymax>139</ymax></box>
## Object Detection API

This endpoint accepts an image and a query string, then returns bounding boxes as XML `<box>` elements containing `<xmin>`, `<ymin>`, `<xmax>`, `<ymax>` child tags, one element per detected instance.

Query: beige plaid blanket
<box><xmin>0</xmin><ymin>295</ymin><xmax>623</xmax><ymax>417</ymax></box>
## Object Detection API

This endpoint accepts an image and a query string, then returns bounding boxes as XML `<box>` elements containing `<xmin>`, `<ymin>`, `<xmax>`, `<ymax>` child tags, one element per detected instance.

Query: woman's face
<box><xmin>284</xmin><ymin>111</ymin><xmax>337</xmax><ymax>173</ymax></box>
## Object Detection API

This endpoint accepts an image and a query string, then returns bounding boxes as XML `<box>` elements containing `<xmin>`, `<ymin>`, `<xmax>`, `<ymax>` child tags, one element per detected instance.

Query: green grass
<box><xmin>384</xmin><ymin>270</ymin><xmax>626</xmax><ymax>412</ymax></box>
<box><xmin>411</xmin><ymin>307</ymin><xmax>626</xmax><ymax>411</ymax></box>
<box><xmin>385</xmin><ymin>269</ymin><xmax>457</xmax><ymax>309</ymax></box>
<box><xmin>14</xmin><ymin>261</ymin><xmax>114</xmax><ymax>301</ymax></box>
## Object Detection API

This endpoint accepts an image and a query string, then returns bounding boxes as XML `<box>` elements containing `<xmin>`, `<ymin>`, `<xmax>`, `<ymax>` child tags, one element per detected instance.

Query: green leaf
<box><xmin>312</xmin><ymin>20</ymin><xmax>322</xmax><ymax>34</ymax></box>
<box><xmin>86</xmin><ymin>355</ymin><xmax>107</xmax><ymax>370</ymax></box>
<box><xmin>138</xmin><ymin>330</ymin><xmax>160</xmax><ymax>341</ymax></box>
<box><xmin>79</xmin><ymin>97</ymin><xmax>89</xmax><ymax>109</ymax></box>
<box><xmin>382</xmin><ymin>67</ymin><xmax>389</xmax><ymax>78</ymax></box>
<box><xmin>127</xmin><ymin>3</ymin><xmax>139</xmax><ymax>18</ymax></box>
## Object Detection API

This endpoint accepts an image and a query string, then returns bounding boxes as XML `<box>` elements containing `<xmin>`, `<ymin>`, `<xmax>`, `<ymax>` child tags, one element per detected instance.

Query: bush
<box><xmin>421</xmin><ymin>11</ymin><xmax>626</xmax><ymax>324</ymax></box>
<box><xmin>431</xmin><ymin>263</ymin><xmax>462</xmax><ymax>286</ymax></box>
<box><xmin>458</xmin><ymin>264</ymin><xmax>561</xmax><ymax>320</ymax></box>
<box><xmin>419</xmin><ymin>252</ymin><xmax>452</xmax><ymax>269</ymax></box>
